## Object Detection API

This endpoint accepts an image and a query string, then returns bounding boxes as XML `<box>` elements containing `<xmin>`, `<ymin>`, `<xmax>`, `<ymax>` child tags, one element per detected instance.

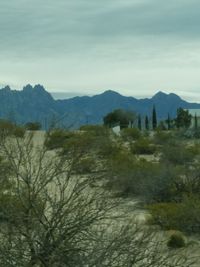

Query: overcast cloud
<box><xmin>0</xmin><ymin>0</ymin><xmax>200</xmax><ymax>101</ymax></box>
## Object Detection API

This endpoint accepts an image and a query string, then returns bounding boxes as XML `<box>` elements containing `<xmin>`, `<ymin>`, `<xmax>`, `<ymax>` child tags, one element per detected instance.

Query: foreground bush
<box><xmin>45</xmin><ymin>128</ymin><xmax>74</xmax><ymax>149</ymax></box>
<box><xmin>147</xmin><ymin>203</ymin><xmax>181</xmax><ymax>230</ymax></box>
<box><xmin>0</xmin><ymin>119</ymin><xmax>25</xmax><ymax>138</ymax></box>
<box><xmin>148</xmin><ymin>197</ymin><xmax>200</xmax><ymax>234</ymax></box>
<box><xmin>106</xmin><ymin>153</ymin><xmax>177</xmax><ymax>202</ymax></box>
<box><xmin>121</xmin><ymin>127</ymin><xmax>141</xmax><ymax>141</ymax></box>
<box><xmin>131</xmin><ymin>138</ymin><xmax>157</xmax><ymax>155</ymax></box>
<box><xmin>79</xmin><ymin>124</ymin><xmax>109</xmax><ymax>137</ymax></box>
<box><xmin>167</xmin><ymin>231</ymin><xmax>186</xmax><ymax>249</ymax></box>
<box><xmin>160</xmin><ymin>141</ymin><xmax>195</xmax><ymax>165</ymax></box>
<box><xmin>73</xmin><ymin>157</ymin><xmax>95</xmax><ymax>174</ymax></box>
<box><xmin>25</xmin><ymin>121</ymin><xmax>41</xmax><ymax>130</ymax></box>
<box><xmin>153</xmin><ymin>130</ymin><xmax>174</xmax><ymax>145</ymax></box>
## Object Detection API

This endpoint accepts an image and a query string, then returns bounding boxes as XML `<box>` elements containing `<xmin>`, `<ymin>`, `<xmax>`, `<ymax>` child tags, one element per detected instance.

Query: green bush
<box><xmin>13</xmin><ymin>126</ymin><xmax>25</xmax><ymax>138</ymax></box>
<box><xmin>187</xmin><ymin>143</ymin><xmax>200</xmax><ymax>156</ymax></box>
<box><xmin>178</xmin><ymin>196</ymin><xmax>200</xmax><ymax>233</ymax></box>
<box><xmin>73</xmin><ymin>157</ymin><xmax>95</xmax><ymax>174</ymax></box>
<box><xmin>153</xmin><ymin>131</ymin><xmax>174</xmax><ymax>145</ymax></box>
<box><xmin>98</xmin><ymin>141</ymin><xmax>123</xmax><ymax>158</ymax></box>
<box><xmin>62</xmin><ymin>131</ymin><xmax>96</xmax><ymax>157</ymax></box>
<box><xmin>148</xmin><ymin>197</ymin><xmax>200</xmax><ymax>234</ymax></box>
<box><xmin>183</xmin><ymin>128</ymin><xmax>200</xmax><ymax>139</ymax></box>
<box><xmin>147</xmin><ymin>203</ymin><xmax>180</xmax><ymax>230</ymax></box>
<box><xmin>0</xmin><ymin>120</ymin><xmax>25</xmax><ymax>138</ymax></box>
<box><xmin>79</xmin><ymin>125</ymin><xmax>109</xmax><ymax>137</ymax></box>
<box><xmin>25</xmin><ymin>122</ymin><xmax>41</xmax><ymax>131</ymax></box>
<box><xmin>106</xmin><ymin>155</ymin><xmax>175</xmax><ymax>201</ymax></box>
<box><xmin>105</xmin><ymin>151</ymin><xmax>136</xmax><ymax>194</ymax></box>
<box><xmin>167</xmin><ymin>232</ymin><xmax>186</xmax><ymax>249</ymax></box>
<box><xmin>121</xmin><ymin>128</ymin><xmax>141</xmax><ymax>141</ymax></box>
<box><xmin>131</xmin><ymin>138</ymin><xmax>156</xmax><ymax>155</ymax></box>
<box><xmin>160</xmin><ymin>141</ymin><xmax>195</xmax><ymax>165</ymax></box>
<box><xmin>45</xmin><ymin>129</ymin><xmax>74</xmax><ymax>150</ymax></box>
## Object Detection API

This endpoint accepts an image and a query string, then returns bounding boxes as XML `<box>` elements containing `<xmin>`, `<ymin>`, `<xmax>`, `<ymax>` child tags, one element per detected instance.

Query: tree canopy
<box><xmin>175</xmin><ymin>108</ymin><xmax>192</xmax><ymax>129</ymax></box>
<box><xmin>152</xmin><ymin>105</ymin><xmax>157</xmax><ymax>130</ymax></box>
<box><xmin>103</xmin><ymin>109</ymin><xmax>136</xmax><ymax>129</ymax></box>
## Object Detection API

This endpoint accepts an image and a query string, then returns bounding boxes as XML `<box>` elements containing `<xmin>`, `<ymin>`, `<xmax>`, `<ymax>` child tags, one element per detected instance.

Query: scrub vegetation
<box><xmin>0</xmin><ymin>114</ymin><xmax>199</xmax><ymax>266</ymax></box>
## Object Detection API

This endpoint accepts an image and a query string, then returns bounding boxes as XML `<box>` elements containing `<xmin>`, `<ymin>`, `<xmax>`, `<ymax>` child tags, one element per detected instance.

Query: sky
<box><xmin>1</xmin><ymin>0</ymin><xmax>200</xmax><ymax>101</ymax></box>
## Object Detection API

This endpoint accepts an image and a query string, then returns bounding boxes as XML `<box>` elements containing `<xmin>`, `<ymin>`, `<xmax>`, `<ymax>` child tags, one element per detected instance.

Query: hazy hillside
<box><xmin>0</xmin><ymin>85</ymin><xmax>200</xmax><ymax>128</ymax></box>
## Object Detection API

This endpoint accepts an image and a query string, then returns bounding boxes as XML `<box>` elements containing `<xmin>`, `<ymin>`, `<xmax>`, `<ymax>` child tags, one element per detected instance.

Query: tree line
<box><xmin>103</xmin><ymin>107</ymin><xmax>193</xmax><ymax>131</ymax></box>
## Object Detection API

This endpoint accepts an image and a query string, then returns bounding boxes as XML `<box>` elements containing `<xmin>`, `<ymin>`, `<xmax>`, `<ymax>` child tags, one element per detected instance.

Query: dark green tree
<box><xmin>166</xmin><ymin>113</ymin><xmax>171</xmax><ymax>130</ymax></box>
<box><xmin>25</xmin><ymin>122</ymin><xmax>41</xmax><ymax>131</ymax></box>
<box><xmin>103</xmin><ymin>109</ymin><xmax>136</xmax><ymax>129</ymax></box>
<box><xmin>152</xmin><ymin>105</ymin><xmax>157</xmax><ymax>130</ymax></box>
<box><xmin>138</xmin><ymin>115</ymin><xmax>142</xmax><ymax>130</ymax></box>
<box><xmin>175</xmin><ymin>108</ymin><xmax>192</xmax><ymax>129</ymax></box>
<box><xmin>195</xmin><ymin>113</ymin><xmax>198</xmax><ymax>130</ymax></box>
<box><xmin>145</xmin><ymin>116</ymin><xmax>149</xmax><ymax>130</ymax></box>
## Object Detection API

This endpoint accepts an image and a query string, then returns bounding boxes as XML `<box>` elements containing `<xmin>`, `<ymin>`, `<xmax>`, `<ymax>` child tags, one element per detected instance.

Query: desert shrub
<box><xmin>178</xmin><ymin>196</ymin><xmax>200</xmax><ymax>233</ymax></box>
<box><xmin>131</xmin><ymin>138</ymin><xmax>156</xmax><ymax>155</ymax></box>
<box><xmin>193</xmin><ymin>129</ymin><xmax>200</xmax><ymax>138</ymax></box>
<box><xmin>62</xmin><ymin>131</ymin><xmax>97</xmax><ymax>158</ymax></box>
<box><xmin>157</xmin><ymin>121</ymin><xmax>167</xmax><ymax>131</ymax></box>
<box><xmin>98</xmin><ymin>140</ymin><xmax>123</xmax><ymax>159</ymax></box>
<box><xmin>73</xmin><ymin>157</ymin><xmax>95</xmax><ymax>174</ymax></box>
<box><xmin>0</xmin><ymin>120</ymin><xmax>25</xmax><ymax>138</ymax></box>
<box><xmin>0</xmin><ymin>191</ymin><xmax>44</xmax><ymax>226</ymax></box>
<box><xmin>153</xmin><ymin>130</ymin><xmax>174</xmax><ymax>145</ymax></box>
<box><xmin>121</xmin><ymin>127</ymin><xmax>141</xmax><ymax>141</ymax></box>
<box><xmin>79</xmin><ymin>125</ymin><xmax>109</xmax><ymax>137</ymax></box>
<box><xmin>148</xmin><ymin>197</ymin><xmax>200</xmax><ymax>234</ymax></box>
<box><xmin>147</xmin><ymin>203</ymin><xmax>181</xmax><ymax>230</ymax></box>
<box><xmin>183</xmin><ymin>128</ymin><xmax>200</xmax><ymax>139</ymax></box>
<box><xmin>167</xmin><ymin>231</ymin><xmax>186</xmax><ymax>249</ymax></box>
<box><xmin>182</xmin><ymin>163</ymin><xmax>200</xmax><ymax>195</ymax></box>
<box><xmin>13</xmin><ymin>126</ymin><xmax>25</xmax><ymax>137</ymax></box>
<box><xmin>106</xmin><ymin>154</ymin><xmax>176</xmax><ymax>201</ymax></box>
<box><xmin>106</xmin><ymin>143</ymin><xmax>186</xmax><ymax>202</ymax></box>
<box><xmin>143</xmin><ymin>130</ymin><xmax>150</xmax><ymax>137</ymax></box>
<box><xmin>160</xmin><ymin>141</ymin><xmax>195</xmax><ymax>165</ymax></box>
<box><xmin>45</xmin><ymin>129</ymin><xmax>74</xmax><ymax>150</ymax></box>
<box><xmin>0</xmin><ymin>119</ymin><xmax>14</xmax><ymax>133</ymax></box>
<box><xmin>187</xmin><ymin>143</ymin><xmax>200</xmax><ymax>156</ymax></box>
<box><xmin>145</xmin><ymin>164</ymin><xmax>184</xmax><ymax>203</ymax></box>
<box><xmin>105</xmin><ymin>151</ymin><xmax>136</xmax><ymax>194</ymax></box>
<box><xmin>25</xmin><ymin>121</ymin><xmax>41</xmax><ymax>130</ymax></box>
<box><xmin>78</xmin><ymin>125</ymin><xmax>116</xmax><ymax>158</ymax></box>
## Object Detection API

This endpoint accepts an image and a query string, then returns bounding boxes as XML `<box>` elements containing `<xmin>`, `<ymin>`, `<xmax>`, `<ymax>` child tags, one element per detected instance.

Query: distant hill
<box><xmin>0</xmin><ymin>85</ymin><xmax>199</xmax><ymax>128</ymax></box>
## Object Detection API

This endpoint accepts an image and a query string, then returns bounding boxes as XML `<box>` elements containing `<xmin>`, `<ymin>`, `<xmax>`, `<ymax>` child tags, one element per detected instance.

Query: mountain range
<box><xmin>0</xmin><ymin>84</ymin><xmax>199</xmax><ymax>129</ymax></box>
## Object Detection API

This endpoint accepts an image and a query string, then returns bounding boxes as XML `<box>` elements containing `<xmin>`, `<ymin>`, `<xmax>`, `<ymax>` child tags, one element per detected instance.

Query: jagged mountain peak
<box><xmin>34</xmin><ymin>84</ymin><xmax>46</xmax><ymax>91</ymax></box>
<box><xmin>23</xmin><ymin>84</ymin><xmax>33</xmax><ymax>91</ymax></box>
<box><xmin>22</xmin><ymin>84</ymin><xmax>53</xmax><ymax>100</ymax></box>
<box><xmin>23</xmin><ymin>84</ymin><xmax>46</xmax><ymax>92</ymax></box>
<box><xmin>2</xmin><ymin>85</ymin><xmax>11</xmax><ymax>91</ymax></box>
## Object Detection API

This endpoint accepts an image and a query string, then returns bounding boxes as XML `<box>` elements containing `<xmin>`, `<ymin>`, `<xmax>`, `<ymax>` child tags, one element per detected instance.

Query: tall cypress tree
<box><xmin>195</xmin><ymin>113</ymin><xmax>198</xmax><ymax>130</ymax></box>
<box><xmin>152</xmin><ymin>105</ymin><xmax>157</xmax><ymax>130</ymax></box>
<box><xmin>145</xmin><ymin>115</ymin><xmax>149</xmax><ymax>130</ymax></box>
<box><xmin>167</xmin><ymin>113</ymin><xmax>171</xmax><ymax>130</ymax></box>
<box><xmin>138</xmin><ymin>115</ymin><xmax>142</xmax><ymax>130</ymax></box>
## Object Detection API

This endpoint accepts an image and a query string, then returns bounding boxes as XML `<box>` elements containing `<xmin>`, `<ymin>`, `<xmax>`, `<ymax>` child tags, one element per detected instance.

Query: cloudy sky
<box><xmin>1</xmin><ymin>0</ymin><xmax>200</xmax><ymax>101</ymax></box>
